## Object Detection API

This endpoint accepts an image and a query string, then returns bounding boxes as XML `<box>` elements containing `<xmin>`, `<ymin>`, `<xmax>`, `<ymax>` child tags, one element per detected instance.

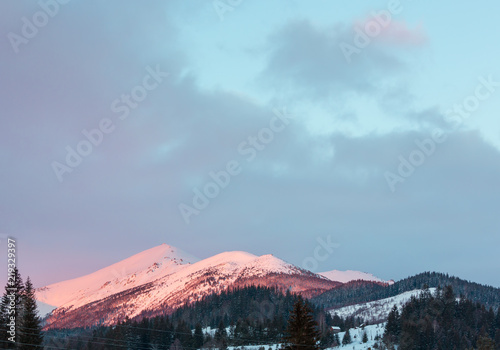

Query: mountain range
<box><xmin>37</xmin><ymin>243</ymin><xmax>499</xmax><ymax>331</ymax></box>
<box><xmin>39</xmin><ymin>244</ymin><xmax>380</xmax><ymax>329</ymax></box>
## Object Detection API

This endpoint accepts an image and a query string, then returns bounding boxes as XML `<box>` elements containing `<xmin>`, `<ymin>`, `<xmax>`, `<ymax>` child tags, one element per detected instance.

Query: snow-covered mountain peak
<box><xmin>108</xmin><ymin>243</ymin><xmax>199</xmax><ymax>273</ymax></box>
<box><xmin>318</xmin><ymin>269</ymin><xmax>386</xmax><ymax>284</ymax></box>
<box><xmin>199</xmin><ymin>251</ymin><xmax>258</xmax><ymax>267</ymax></box>
<box><xmin>189</xmin><ymin>252</ymin><xmax>302</xmax><ymax>278</ymax></box>
<box><xmin>36</xmin><ymin>243</ymin><xmax>198</xmax><ymax>309</ymax></box>
<box><xmin>241</xmin><ymin>254</ymin><xmax>298</xmax><ymax>276</ymax></box>
<box><xmin>39</xmin><ymin>245</ymin><xmax>344</xmax><ymax>328</ymax></box>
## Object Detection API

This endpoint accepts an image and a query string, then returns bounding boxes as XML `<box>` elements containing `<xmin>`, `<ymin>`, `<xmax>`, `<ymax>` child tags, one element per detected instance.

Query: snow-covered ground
<box><xmin>329</xmin><ymin>288</ymin><xmax>435</xmax><ymax>323</ymax></box>
<box><xmin>226</xmin><ymin>345</ymin><xmax>281</xmax><ymax>350</ymax></box>
<box><xmin>201</xmin><ymin>326</ymin><xmax>281</xmax><ymax>350</ymax></box>
<box><xmin>36</xmin><ymin>300</ymin><xmax>57</xmax><ymax>318</ymax></box>
<box><xmin>202</xmin><ymin>323</ymin><xmax>386</xmax><ymax>350</ymax></box>
<box><xmin>331</xmin><ymin>323</ymin><xmax>386</xmax><ymax>349</ymax></box>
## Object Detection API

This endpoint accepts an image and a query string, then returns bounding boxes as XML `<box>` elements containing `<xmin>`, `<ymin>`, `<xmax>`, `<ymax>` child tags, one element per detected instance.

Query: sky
<box><xmin>1</xmin><ymin>0</ymin><xmax>500</xmax><ymax>289</ymax></box>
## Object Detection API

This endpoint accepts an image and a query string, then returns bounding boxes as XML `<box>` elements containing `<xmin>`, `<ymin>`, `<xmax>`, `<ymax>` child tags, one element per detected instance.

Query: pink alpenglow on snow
<box><xmin>37</xmin><ymin>244</ymin><xmax>342</xmax><ymax>328</ymax></box>
<box><xmin>36</xmin><ymin>244</ymin><xmax>198</xmax><ymax>310</ymax></box>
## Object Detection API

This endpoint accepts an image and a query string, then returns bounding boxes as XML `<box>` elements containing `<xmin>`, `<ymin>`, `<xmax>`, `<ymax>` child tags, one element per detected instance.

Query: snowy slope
<box><xmin>203</xmin><ymin>324</ymin><xmax>387</xmax><ymax>350</ymax></box>
<box><xmin>201</xmin><ymin>324</ymin><xmax>386</xmax><ymax>350</ymax></box>
<box><xmin>36</xmin><ymin>243</ymin><xmax>198</xmax><ymax>310</ymax></box>
<box><xmin>40</xmin><ymin>246</ymin><xmax>339</xmax><ymax>328</ymax></box>
<box><xmin>36</xmin><ymin>300</ymin><xmax>57</xmax><ymax>318</ymax></box>
<box><xmin>319</xmin><ymin>270</ymin><xmax>387</xmax><ymax>284</ymax></box>
<box><xmin>329</xmin><ymin>288</ymin><xmax>436</xmax><ymax>323</ymax></box>
<box><xmin>102</xmin><ymin>250</ymin><xmax>319</xmax><ymax>311</ymax></box>
<box><xmin>333</xmin><ymin>323</ymin><xmax>386</xmax><ymax>349</ymax></box>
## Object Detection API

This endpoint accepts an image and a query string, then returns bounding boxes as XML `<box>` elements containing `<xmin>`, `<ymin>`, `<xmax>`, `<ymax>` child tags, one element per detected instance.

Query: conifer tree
<box><xmin>384</xmin><ymin>305</ymin><xmax>400</xmax><ymax>343</ymax></box>
<box><xmin>341</xmin><ymin>328</ymin><xmax>351</xmax><ymax>345</ymax></box>
<box><xmin>215</xmin><ymin>320</ymin><xmax>228</xmax><ymax>350</ymax></box>
<box><xmin>495</xmin><ymin>306</ymin><xmax>500</xmax><ymax>330</ymax></box>
<box><xmin>362</xmin><ymin>330</ymin><xmax>368</xmax><ymax>343</ymax></box>
<box><xmin>282</xmin><ymin>298</ymin><xmax>320</xmax><ymax>350</ymax></box>
<box><xmin>319</xmin><ymin>327</ymin><xmax>335</xmax><ymax>348</ymax></box>
<box><xmin>170</xmin><ymin>338</ymin><xmax>183</xmax><ymax>350</ymax></box>
<box><xmin>494</xmin><ymin>328</ymin><xmax>500</xmax><ymax>349</ymax></box>
<box><xmin>18</xmin><ymin>277</ymin><xmax>43</xmax><ymax>349</ymax></box>
<box><xmin>193</xmin><ymin>323</ymin><xmax>204</xmax><ymax>349</ymax></box>
<box><xmin>175</xmin><ymin>320</ymin><xmax>192</xmax><ymax>348</ymax></box>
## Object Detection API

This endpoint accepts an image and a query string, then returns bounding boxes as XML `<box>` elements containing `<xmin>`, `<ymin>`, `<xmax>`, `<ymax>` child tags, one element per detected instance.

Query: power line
<box><xmin>0</xmin><ymin>338</ymin><xmax>61</xmax><ymax>349</ymax></box>
<box><xmin>13</xmin><ymin>326</ymin><xmax>285</xmax><ymax>350</ymax></box>
<box><xmin>13</xmin><ymin>326</ymin><xmax>169</xmax><ymax>350</ymax></box>
<box><xmin>6</xmin><ymin>328</ymin><xmax>155</xmax><ymax>350</ymax></box>
<box><xmin>19</xmin><ymin>324</ymin><xmax>283</xmax><ymax>350</ymax></box>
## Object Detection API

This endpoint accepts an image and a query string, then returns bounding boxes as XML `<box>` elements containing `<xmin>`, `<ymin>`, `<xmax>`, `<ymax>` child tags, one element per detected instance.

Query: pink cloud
<box><xmin>353</xmin><ymin>18</ymin><xmax>427</xmax><ymax>47</ymax></box>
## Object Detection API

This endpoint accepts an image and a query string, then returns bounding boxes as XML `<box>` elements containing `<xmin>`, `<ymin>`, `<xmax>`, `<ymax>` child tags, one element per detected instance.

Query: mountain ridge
<box><xmin>36</xmin><ymin>243</ymin><xmax>198</xmax><ymax>309</ymax></box>
<box><xmin>37</xmin><ymin>243</ymin><xmax>385</xmax><ymax>312</ymax></box>
<box><xmin>318</xmin><ymin>269</ymin><xmax>392</xmax><ymax>284</ymax></box>
<box><xmin>36</xmin><ymin>244</ymin><xmax>500</xmax><ymax>330</ymax></box>
<box><xmin>38</xmin><ymin>244</ymin><xmax>342</xmax><ymax>329</ymax></box>
<box><xmin>311</xmin><ymin>271</ymin><xmax>500</xmax><ymax>310</ymax></box>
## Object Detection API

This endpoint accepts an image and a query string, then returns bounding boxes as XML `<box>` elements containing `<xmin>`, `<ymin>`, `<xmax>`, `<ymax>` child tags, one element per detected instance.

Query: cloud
<box><xmin>258</xmin><ymin>19</ymin><xmax>405</xmax><ymax>100</ymax></box>
<box><xmin>377</xmin><ymin>21</ymin><xmax>427</xmax><ymax>46</ymax></box>
<box><xmin>1</xmin><ymin>1</ymin><xmax>499</xmax><ymax>290</ymax></box>
<box><xmin>257</xmin><ymin>17</ymin><xmax>429</xmax><ymax>115</ymax></box>
<box><xmin>352</xmin><ymin>18</ymin><xmax>427</xmax><ymax>47</ymax></box>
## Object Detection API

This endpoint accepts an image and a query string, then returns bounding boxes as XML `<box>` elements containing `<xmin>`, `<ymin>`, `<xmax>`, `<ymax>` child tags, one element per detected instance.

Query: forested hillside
<box><xmin>43</xmin><ymin>286</ymin><xmax>362</xmax><ymax>349</ymax></box>
<box><xmin>384</xmin><ymin>286</ymin><xmax>500</xmax><ymax>349</ymax></box>
<box><xmin>313</xmin><ymin>272</ymin><xmax>500</xmax><ymax>310</ymax></box>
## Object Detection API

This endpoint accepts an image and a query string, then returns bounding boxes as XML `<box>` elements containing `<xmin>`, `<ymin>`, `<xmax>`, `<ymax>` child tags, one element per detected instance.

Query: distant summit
<box><xmin>37</xmin><ymin>243</ymin><xmax>198</xmax><ymax>309</ymax></box>
<box><xmin>318</xmin><ymin>269</ymin><xmax>388</xmax><ymax>284</ymax></box>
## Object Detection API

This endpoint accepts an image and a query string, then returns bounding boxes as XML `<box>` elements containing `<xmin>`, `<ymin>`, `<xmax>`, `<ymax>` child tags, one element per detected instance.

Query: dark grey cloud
<box><xmin>258</xmin><ymin>19</ymin><xmax>409</xmax><ymax>101</ymax></box>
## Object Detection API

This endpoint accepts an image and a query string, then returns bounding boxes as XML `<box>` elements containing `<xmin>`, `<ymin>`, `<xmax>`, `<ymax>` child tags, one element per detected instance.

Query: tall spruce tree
<box><xmin>282</xmin><ymin>298</ymin><xmax>320</xmax><ymax>350</ymax></box>
<box><xmin>384</xmin><ymin>305</ymin><xmax>401</xmax><ymax>344</ymax></box>
<box><xmin>215</xmin><ymin>320</ymin><xmax>228</xmax><ymax>350</ymax></box>
<box><xmin>19</xmin><ymin>277</ymin><xmax>43</xmax><ymax>350</ymax></box>
<box><xmin>193</xmin><ymin>323</ymin><xmax>204</xmax><ymax>349</ymax></box>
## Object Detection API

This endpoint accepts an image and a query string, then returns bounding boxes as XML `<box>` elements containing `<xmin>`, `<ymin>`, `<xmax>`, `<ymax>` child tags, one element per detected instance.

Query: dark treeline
<box><xmin>0</xmin><ymin>267</ymin><xmax>44</xmax><ymax>349</ymax></box>
<box><xmin>312</xmin><ymin>272</ymin><xmax>500</xmax><ymax>310</ymax></box>
<box><xmin>383</xmin><ymin>286</ymin><xmax>500</xmax><ymax>350</ymax></box>
<box><xmin>43</xmin><ymin>285</ymin><xmax>364</xmax><ymax>350</ymax></box>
